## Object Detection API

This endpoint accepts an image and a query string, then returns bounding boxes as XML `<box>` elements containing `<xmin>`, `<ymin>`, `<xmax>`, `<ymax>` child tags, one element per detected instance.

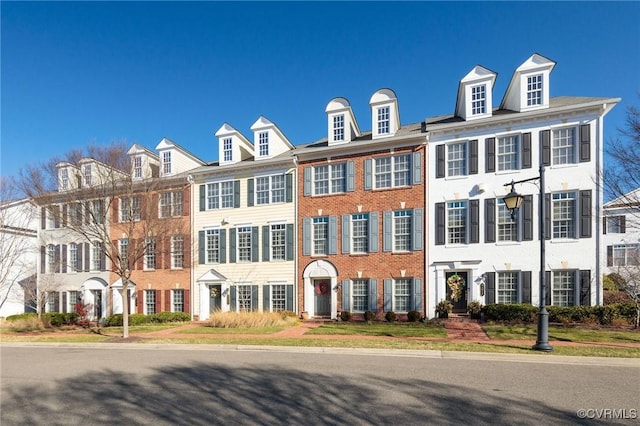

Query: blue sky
<box><xmin>2</xmin><ymin>1</ymin><xmax>639</xmax><ymax>181</ymax></box>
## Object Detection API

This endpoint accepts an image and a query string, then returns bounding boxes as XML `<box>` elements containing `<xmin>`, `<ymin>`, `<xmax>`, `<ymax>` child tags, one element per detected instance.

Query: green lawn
<box><xmin>305</xmin><ymin>322</ymin><xmax>447</xmax><ymax>338</ymax></box>
<box><xmin>482</xmin><ymin>324</ymin><xmax>640</xmax><ymax>344</ymax></box>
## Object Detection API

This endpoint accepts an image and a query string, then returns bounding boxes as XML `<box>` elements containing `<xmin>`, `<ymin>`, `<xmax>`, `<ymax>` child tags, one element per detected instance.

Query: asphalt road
<box><xmin>1</xmin><ymin>344</ymin><xmax>638</xmax><ymax>425</ymax></box>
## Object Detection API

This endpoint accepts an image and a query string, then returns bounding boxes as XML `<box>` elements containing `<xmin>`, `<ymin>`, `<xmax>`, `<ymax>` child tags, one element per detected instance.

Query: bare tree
<box><xmin>20</xmin><ymin>142</ymin><xmax>186</xmax><ymax>338</ymax></box>
<box><xmin>0</xmin><ymin>177</ymin><xmax>38</xmax><ymax>316</ymax></box>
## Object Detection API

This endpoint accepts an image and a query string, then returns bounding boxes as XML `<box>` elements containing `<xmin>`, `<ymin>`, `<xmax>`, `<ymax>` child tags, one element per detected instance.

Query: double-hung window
<box><xmin>377</xmin><ymin>106</ymin><xmax>390</xmax><ymax>135</ymax></box>
<box><xmin>171</xmin><ymin>235</ymin><xmax>184</xmax><ymax>269</ymax></box>
<box><xmin>374</xmin><ymin>154</ymin><xmax>410</xmax><ymax>189</ymax></box>
<box><xmin>497</xmin><ymin>135</ymin><xmax>519</xmax><ymax>171</ymax></box>
<box><xmin>145</xmin><ymin>290</ymin><xmax>156</xmax><ymax>314</ymax></box>
<box><xmin>394</xmin><ymin>279</ymin><xmax>411</xmax><ymax>312</ymax></box>
<box><xmin>271</xmin><ymin>284</ymin><xmax>286</xmax><ymax>312</ymax></box>
<box><xmin>237</xmin><ymin>285</ymin><xmax>252</xmax><ymax>312</ymax></box>
<box><xmin>351</xmin><ymin>214</ymin><xmax>369</xmax><ymax>254</ymax></box>
<box><xmin>497</xmin><ymin>272</ymin><xmax>518</xmax><ymax>304</ymax></box>
<box><xmin>91</xmin><ymin>241</ymin><xmax>102</xmax><ymax>271</ymax></box>
<box><xmin>393</xmin><ymin>210</ymin><xmax>412</xmax><ymax>251</ymax></box>
<box><xmin>118</xmin><ymin>239</ymin><xmax>128</xmax><ymax>268</ymax></box>
<box><xmin>471</xmin><ymin>84</ymin><xmax>486</xmax><ymax>115</ymax></box>
<box><xmin>552</xmin><ymin>271</ymin><xmax>575</xmax><ymax>306</ymax></box>
<box><xmin>69</xmin><ymin>243</ymin><xmax>78</xmax><ymax>272</ymax></box>
<box><xmin>527</xmin><ymin>74</ymin><xmax>543</xmax><ymax>106</ymax></box>
<box><xmin>258</xmin><ymin>132</ymin><xmax>269</xmax><ymax>156</ymax></box>
<box><xmin>60</xmin><ymin>169</ymin><xmax>69</xmax><ymax>190</ymax></box>
<box><xmin>172</xmin><ymin>290</ymin><xmax>184</xmax><ymax>312</ymax></box>
<box><xmin>207</xmin><ymin>181</ymin><xmax>235</xmax><ymax>209</ymax></box>
<box><xmin>352</xmin><ymin>279</ymin><xmax>369</xmax><ymax>312</ymax></box>
<box><xmin>333</xmin><ymin>114</ymin><xmax>344</xmax><ymax>142</ymax></box>
<box><xmin>237</xmin><ymin>226</ymin><xmax>252</xmax><ymax>262</ymax></box>
<box><xmin>47</xmin><ymin>244</ymin><xmax>56</xmax><ymax>273</ymax></box>
<box><xmin>270</xmin><ymin>224</ymin><xmax>286</xmax><ymax>261</ymax></box>
<box><xmin>447</xmin><ymin>201</ymin><xmax>467</xmax><ymax>244</ymax></box>
<box><xmin>47</xmin><ymin>292</ymin><xmax>59</xmax><ymax>313</ymax></box>
<box><xmin>313</xmin><ymin>217</ymin><xmax>329</xmax><ymax>255</ymax></box>
<box><xmin>313</xmin><ymin>163</ymin><xmax>345</xmax><ymax>195</ymax></box>
<box><xmin>447</xmin><ymin>142</ymin><xmax>467</xmax><ymax>177</ymax></box>
<box><xmin>162</xmin><ymin>151</ymin><xmax>172</xmax><ymax>175</ymax></box>
<box><xmin>90</xmin><ymin>200</ymin><xmax>104</xmax><ymax>224</ymax></box>
<box><xmin>144</xmin><ymin>238</ymin><xmax>156</xmax><ymax>270</ymax></box>
<box><xmin>552</xmin><ymin>128</ymin><xmax>576</xmax><ymax>165</ymax></box>
<box><xmin>497</xmin><ymin>200</ymin><xmax>517</xmax><ymax>241</ymax></box>
<box><xmin>223</xmin><ymin>138</ymin><xmax>233</xmax><ymax>162</ymax></box>
<box><xmin>605</xmin><ymin>216</ymin><xmax>624</xmax><ymax>234</ymax></box>
<box><xmin>120</xmin><ymin>197</ymin><xmax>141</xmax><ymax>222</ymax></box>
<box><xmin>133</xmin><ymin>156</ymin><xmax>142</xmax><ymax>179</ymax></box>
<box><xmin>552</xmin><ymin>192</ymin><xmax>576</xmax><ymax>239</ymax></box>
<box><xmin>83</xmin><ymin>164</ymin><xmax>92</xmax><ymax>186</ymax></box>
<box><xmin>206</xmin><ymin>229</ymin><xmax>220</xmax><ymax>263</ymax></box>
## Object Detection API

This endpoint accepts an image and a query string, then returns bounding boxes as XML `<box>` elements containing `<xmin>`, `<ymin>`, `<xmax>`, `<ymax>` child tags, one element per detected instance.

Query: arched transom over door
<box><xmin>302</xmin><ymin>260</ymin><xmax>338</xmax><ymax>319</ymax></box>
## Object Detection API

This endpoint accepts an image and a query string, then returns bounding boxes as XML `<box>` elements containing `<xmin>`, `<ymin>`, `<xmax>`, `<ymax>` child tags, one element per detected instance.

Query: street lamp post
<box><xmin>503</xmin><ymin>165</ymin><xmax>553</xmax><ymax>352</ymax></box>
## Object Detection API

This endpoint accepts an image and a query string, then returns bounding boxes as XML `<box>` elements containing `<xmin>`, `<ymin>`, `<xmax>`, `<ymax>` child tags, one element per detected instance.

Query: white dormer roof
<box><xmin>56</xmin><ymin>161</ymin><xmax>81</xmax><ymax>192</ymax></box>
<box><xmin>455</xmin><ymin>65</ymin><xmax>497</xmax><ymax>121</ymax></box>
<box><xmin>127</xmin><ymin>143</ymin><xmax>159</xmax><ymax>180</ymax></box>
<box><xmin>250</xmin><ymin>116</ymin><xmax>294</xmax><ymax>160</ymax></box>
<box><xmin>215</xmin><ymin>123</ymin><xmax>254</xmax><ymax>165</ymax></box>
<box><xmin>500</xmin><ymin>53</ymin><xmax>556</xmax><ymax>112</ymax></box>
<box><xmin>325</xmin><ymin>97</ymin><xmax>361</xmax><ymax>145</ymax></box>
<box><xmin>369</xmin><ymin>88</ymin><xmax>400</xmax><ymax>139</ymax></box>
<box><xmin>155</xmin><ymin>137</ymin><xmax>206</xmax><ymax>177</ymax></box>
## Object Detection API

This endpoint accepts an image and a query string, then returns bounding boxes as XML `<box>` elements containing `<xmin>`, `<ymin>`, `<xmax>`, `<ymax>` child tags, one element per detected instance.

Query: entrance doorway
<box><xmin>313</xmin><ymin>279</ymin><xmax>331</xmax><ymax>317</ymax></box>
<box><xmin>445</xmin><ymin>271</ymin><xmax>468</xmax><ymax>313</ymax></box>
<box><xmin>209</xmin><ymin>285</ymin><xmax>222</xmax><ymax>314</ymax></box>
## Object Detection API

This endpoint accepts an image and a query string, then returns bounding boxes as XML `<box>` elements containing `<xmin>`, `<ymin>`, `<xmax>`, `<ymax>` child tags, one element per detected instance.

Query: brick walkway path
<box><xmin>441</xmin><ymin>318</ymin><xmax>490</xmax><ymax>341</ymax></box>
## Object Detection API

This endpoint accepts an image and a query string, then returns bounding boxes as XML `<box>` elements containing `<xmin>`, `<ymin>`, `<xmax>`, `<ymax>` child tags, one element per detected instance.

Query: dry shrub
<box><xmin>4</xmin><ymin>316</ymin><xmax>46</xmax><ymax>331</ymax></box>
<box><xmin>207</xmin><ymin>311</ymin><xmax>298</xmax><ymax>328</ymax></box>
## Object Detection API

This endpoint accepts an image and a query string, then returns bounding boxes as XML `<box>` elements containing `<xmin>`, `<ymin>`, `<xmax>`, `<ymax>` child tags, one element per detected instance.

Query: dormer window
<box><xmin>162</xmin><ymin>151</ymin><xmax>172</xmax><ymax>175</ymax></box>
<box><xmin>258</xmin><ymin>132</ymin><xmax>269</xmax><ymax>157</ymax></box>
<box><xmin>377</xmin><ymin>106</ymin><xmax>390</xmax><ymax>135</ymax></box>
<box><xmin>83</xmin><ymin>164</ymin><xmax>92</xmax><ymax>186</ymax></box>
<box><xmin>60</xmin><ymin>169</ymin><xmax>69</xmax><ymax>190</ymax></box>
<box><xmin>333</xmin><ymin>115</ymin><xmax>345</xmax><ymax>142</ymax></box>
<box><xmin>471</xmin><ymin>85</ymin><xmax>486</xmax><ymax>115</ymax></box>
<box><xmin>223</xmin><ymin>138</ymin><xmax>233</xmax><ymax>162</ymax></box>
<box><xmin>527</xmin><ymin>74</ymin><xmax>543</xmax><ymax>106</ymax></box>
<box><xmin>133</xmin><ymin>156</ymin><xmax>142</xmax><ymax>179</ymax></box>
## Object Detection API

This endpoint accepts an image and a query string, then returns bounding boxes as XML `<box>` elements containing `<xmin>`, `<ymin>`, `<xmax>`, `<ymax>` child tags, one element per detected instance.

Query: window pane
<box><xmin>498</xmin><ymin>272</ymin><xmax>518</xmax><ymax>304</ymax></box>
<box><xmin>271</xmin><ymin>284</ymin><xmax>286</xmax><ymax>312</ymax></box>
<box><xmin>394</xmin><ymin>210</ymin><xmax>411</xmax><ymax>251</ymax></box>
<box><xmin>447</xmin><ymin>201</ymin><xmax>467</xmax><ymax>244</ymax></box>
<box><xmin>271</xmin><ymin>224</ymin><xmax>286</xmax><ymax>260</ymax></box>
<box><xmin>238</xmin><ymin>227</ymin><xmax>252</xmax><ymax>262</ymax></box>
<box><xmin>394</xmin><ymin>279</ymin><xmax>411</xmax><ymax>312</ymax></box>
<box><xmin>552</xmin><ymin>192</ymin><xmax>575</xmax><ymax>239</ymax></box>
<box><xmin>497</xmin><ymin>135</ymin><xmax>519</xmax><ymax>171</ymax></box>
<box><xmin>351</xmin><ymin>214</ymin><xmax>369</xmax><ymax>253</ymax></box>
<box><xmin>313</xmin><ymin>217</ymin><xmax>328</xmax><ymax>255</ymax></box>
<box><xmin>352</xmin><ymin>279</ymin><xmax>369</xmax><ymax>312</ymax></box>
<box><xmin>498</xmin><ymin>201</ymin><xmax>517</xmax><ymax>241</ymax></box>
<box><xmin>552</xmin><ymin>128</ymin><xmax>576</xmax><ymax>165</ymax></box>
<box><xmin>553</xmin><ymin>271</ymin><xmax>575</xmax><ymax>306</ymax></box>
<box><xmin>447</xmin><ymin>143</ymin><xmax>467</xmax><ymax>176</ymax></box>
<box><xmin>375</xmin><ymin>157</ymin><xmax>392</xmax><ymax>188</ymax></box>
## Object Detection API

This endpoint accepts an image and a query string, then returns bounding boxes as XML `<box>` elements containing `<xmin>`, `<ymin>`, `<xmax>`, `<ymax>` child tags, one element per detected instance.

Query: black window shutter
<box><xmin>100</xmin><ymin>244</ymin><xmax>106</xmax><ymax>271</ymax></box>
<box><xmin>523</xmin><ymin>195</ymin><xmax>533</xmax><ymax>241</ymax></box>
<box><xmin>251</xmin><ymin>286</ymin><xmax>258</xmax><ymax>311</ymax></box>
<box><xmin>545</xmin><ymin>194</ymin><xmax>551</xmax><ymax>240</ymax></box>
<box><xmin>486</xmin><ymin>272</ymin><xmax>495</xmax><ymax>305</ymax></box>
<box><xmin>230</xmin><ymin>287</ymin><xmax>236</xmax><ymax>311</ymax></box>
<box><xmin>620</xmin><ymin>216</ymin><xmax>626</xmax><ymax>233</ymax></box>
<box><xmin>62</xmin><ymin>245</ymin><xmax>67</xmax><ymax>273</ymax></box>
<box><xmin>580</xmin><ymin>270</ymin><xmax>591</xmax><ymax>306</ymax></box>
<box><xmin>303</xmin><ymin>167</ymin><xmax>312</xmax><ymax>196</ymax></box>
<box><xmin>262</xmin><ymin>226</ymin><xmax>270</xmax><ymax>261</ymax></box>
<box><xmin>247</xmin><ymin>178</ymin><xmax>254</xmax><ymax>207</ymax></box>
<box><xmin>602</xmin><ymin>217</ymin><xmax>607</xmax><ymax>234</ymax></box>
<box><xmin>436</xmin><ymin>145</ymin><xmax>445</xmax><ymax>178</ymax></box>
<box><xmin>286</xmin><ymin>173</ymin><xmax>293</xmax><ymax>202</ymax></box>
<box><xmin>77</xmin><ymin>243</ymin><xmax>83</xmax><ymax>271</ymax></box>
<box><xmin>286</xmin><ymin>223</ymin><xmax>294</xmax><ymax>260</ymax></box>
<box><xmin>40</xmin><ymin>245</ymin><xmax>46</xmax><ymax>273</ymax></box>
<box><xmin>540</xmin><ymin>130</ymin><xmax>551</xmax><ymax>166</ymax></box>
<box><xmin>286</xmin><ymin>285</ymin><xmax>294</xmax><ymax>311</ymax></box>
<box><xmin>219</xmin><ymin>229</ymin><xmax>227</xmax><ymax>263</ymax></box>
<box><xmin>522</xmin><ymin>133</ymin><xmax>532</xmax><ymax>169</ymax></box>
<box><xmin>199</xmin><ymin>185</ymin><xmax>206</xmax><ymax>211</ymax></box>
<box><xmin>607</xmin><ymin>246</ymin><xmax>613</xmax><ymax>266</ymax></box>
<box><xmin>251</xmin><ymin>227</ymin><xmax>259</xmax><ymax>262</ymax></box>
<box><xmin>579</xmin><ymin>124</ymin><xmax>591</xmax><ymax>163</ymax></box>
<box><xmin>435</xmin><ymin>202</ymin><xmax>446</xmax><ymax>245</ymax></box>
<box><xmin>469</xmin><ymin>200</ymin><xmax>479</xmax><ymax>244</ymax></box>
<box><xmin>229</xmin><ymin>228</ymin><xmax>236</xmax><ymax>263</ymax></box>
<box><xmin>485</xmin><ymin>198</ymin><xmax>496</xmax><ymax>243</ymax></box>
<box><xmin>84</xmin><ymin>243</ymin><xmax>90</xmax><ymax>272</ymax></box>
<box><xmin>263</xmin><ymin>285</ymin><xmax>270</xmax><ymax>312</ymax></box>
<box><xmin>579</xmin><ymin>190</ymin><xmax>592</xmax><ymax>238</ymax></box>
<box><xmin>198</xmin><ymin>231</ymin><xmax>205</xmax><ymax>264</ymax></box>
<box><xmin>545</xmin><ymin>271</ymin><xmax>552</xmax><ymax>306</ymax></box>
<box><xmin>233</xmin><ymin>180</ymin><xmax>240</xmax><ymax>208</ymax></box>
<box><xmin>469</xmin><ymin>140</ymin><xmax>478</xmax><ymax>175</ymax></box>
<box><xmin>521</xmin><ymin>271</ymin><xmax>532</xmax><ymax>304</ymax></box>
<box><xmin>485</xmin><ymin>138</ymin><xmax>495</xmax><ymax>173</ymax></box>
<box><xmin>41</xmin><ymin>207</ymin><xmax>46</xmax><ymax>230</ymax></box>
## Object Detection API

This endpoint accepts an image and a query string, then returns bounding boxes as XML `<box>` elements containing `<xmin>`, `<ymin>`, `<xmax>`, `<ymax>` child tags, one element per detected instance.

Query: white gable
<box><xmin>250</xmin><ymin>116</ymin><xmax>294</xmax><ymax>160</ymax></box>
<box><xmin>455</xmin><ymin>65</ymin><xmax>497</xmax><ymax>121</ymax></box>
<box><xmin>325</xmin><ymin>97</ymin><xmax>361</xmax><ymax>145</ymax></box>
<box><xmin>197</xmin><ymin>269</ymin><xmax>228</xmax><ymax>282</ymax></box>
<box><xmin>128</xmin><ymin>143</ymin><xmax>159</xmax><ymax>180</ymax></box>
<box><xmin>369</xmin><ymin>88</ymin><xmax>400</xmax><ymax>140</ymax></box>
<box><xmin>500</xmin><ymin>53</ymin><xmax>556</xmax><ymax>112</ymax></box>
<box><xmin>56</xmin><ymin>161</ymin><xmax>80</xmax><ymax>191</ymax></box>
<box><xmin>215</xmin><ymin>123</ymin><xmax>254</xmax><ymax>165</ymax></box>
